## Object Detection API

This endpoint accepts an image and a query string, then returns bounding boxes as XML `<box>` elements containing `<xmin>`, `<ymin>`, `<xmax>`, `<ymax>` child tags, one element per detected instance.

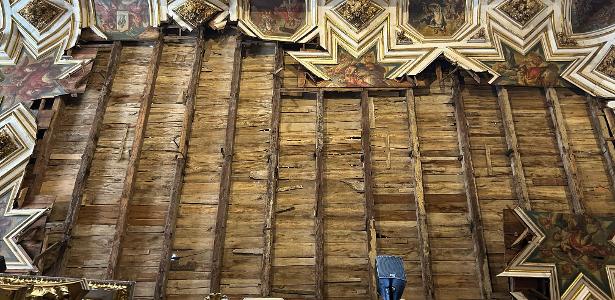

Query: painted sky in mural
<box><xmin>526</xmin><ymin>211</ymin><xmax>615</xmax><ymax>296</ymax></box>
<box><xmin>249</xmin><ymin>0</ymin><xmax>305</xmax><ymax>37</ymax></box>
<box><xmin>408</xmin><ymin>0</ymin><xmax>466</xmax><ymax>37</ymax></box>
<box><xmin>94</xmin><ymin>0</ymin><xmax>151</xmax><ymax>39</ymax></box>
<box><xmin>485</xmin><ymin>42</ymin><xmax>569</xmax><ymax>87</ymax></box>
<box><xmin>570</xmin><ymin>0</ymin><xmax>615</xmax><ymax>33</ymax></box>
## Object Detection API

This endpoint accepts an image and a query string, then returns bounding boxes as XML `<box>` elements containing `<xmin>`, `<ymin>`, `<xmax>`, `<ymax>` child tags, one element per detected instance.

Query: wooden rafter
<box><xmin>314</xmin><ymin>89</ymin><xmax>325</xmax><ymax>300</ymax></box>
<box><xmin>261</xmin><ymin>42</ymin><xmax>283</xmax><ymax>296</ymax></box>
<box><xmin>54</xmin><ymin>41</ymin><xmax>123</xmax><ymax>275</ymax></box>
<box><xmin>496</xmin><ymin>86</ymin><xmax>531</xmax><ymax>210</ymax></box>
<box><xmin>210</xmin><ymin>37</ymin><xmax>243</xmax><ymax>293</ymax></box>
<box><xmin>107</xmin><ymin>36</ymin><xmax>164</xmax><ymax>279</ymax></box>
<box><xmin>544</xmin><ymin>88</ymin><xmax>585</xmax><ymax>215</ymax></box>
<box><xmin>153</xmin><ymin>29</ymin><xmax>206</xmax><ymax>300</ymax></box>
<box><xmin>360</xmin><ymin>90</ymin><xmax>377</xmax><ymax>300</ymax></box>
<box><xmin>452</xmin><ymin>76</ymin><xmax>493</xmax><ymax>299</ymax></box>
<box><xmin>587</xmin><ymin>96</ymin><xmax>615</xmax><ymax>201</ymax></box>
<box><xmin>406</xmin><ymin>88</ymin><xmax>435</xmax><ymax>300</ymax></box>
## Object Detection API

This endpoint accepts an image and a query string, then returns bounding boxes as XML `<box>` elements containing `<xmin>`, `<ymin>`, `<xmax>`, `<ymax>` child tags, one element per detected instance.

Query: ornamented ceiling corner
<box><xmin>168</xmin><ymin>0</ymin><xmax>228</xmax><ymax>31</ymax></box>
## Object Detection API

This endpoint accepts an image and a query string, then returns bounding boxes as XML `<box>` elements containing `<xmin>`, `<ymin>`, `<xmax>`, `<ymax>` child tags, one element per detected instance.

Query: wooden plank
<box><xmin>261</xmin><ymin>42</ymin><xmax>283</xmax><ymax>296</ymax></box>
<box><xmin>210</xmin><ymin>37</ymin><xmax>243</xmax><ymax>293</ymax></box>
<box><xmin>107</xmin><ymin>38</ymin><xmax>163</xmax><ymax>279</ymax></box>
<box><xmin>154</xmin><ymin>30</ymin><xmax>205</xmax><ymax>300</ymax></box>
<box><xmin>496</xmin><ymin>86</ymin><xmax>531</xmax><ymax>210</ymax></box>
<box><xmin>54</xmin><ymin>41</ymin><xmax>123</xmax><ymax>275</ymax></box>
<box><xmin>587</xmin><ymin>96</ymin><xmax>615</xmax><ymax>201</ymax></box>
<box><xmin>361</xmin><ymin>90</ymin><xmax>378</xmax><ymax>300</ymax></box>
<box><xmin>314</xmin><ymin>90</ymin><xmax>325</xmax><ymax>300</ymax></box>
<box><xmin>452</xmin><ymin>77</ymin><xmax>492</xmax><ymax>299</ymax></box>
<box><xmin>544</xmin><ymin>87</ymin><xmax>585</xmax><ymax>214</ymax></box>
<box><xmin>406</xmin><ymin>88</ymin><xmax>435</xmax><ymax>300</ymax></box>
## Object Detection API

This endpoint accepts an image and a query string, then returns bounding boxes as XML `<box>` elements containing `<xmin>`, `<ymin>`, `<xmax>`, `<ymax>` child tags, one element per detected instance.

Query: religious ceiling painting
<box><xmin>236</xmin><ymin>0</ymin><xmax>317</xmax><ymax>42</ymax></box>
<box><xmin>569</xmin><ymin>0</ymin><xmax>615</xmax><ymax>34</ymax></box>
<box><xmin>0</xmin><ymin>47</ymin><xmax>84</xmax><ymax>109</ymax></box>
<box><xmin>500</xmin><ymin>208</ymin><xmax>615</xmax><ymax>300</ymax></box>
<box><xmin>89</xmin><ymin>0</ymin><xmax>153</xmax><ymax>39</ymax></box>
<box><xmin>407</xmin><ymin>0</ymin><xmax>467</xmax><ymax>38</ymax></box>
<box><xmin>484</xmin><ymin>41</ymin><xmax>571</xmax><ymax>87</ymax></box>
<box><xmin>0</xmin><ymin>104</ymin><xmax>43</xmax><ymax>272</ymax></box>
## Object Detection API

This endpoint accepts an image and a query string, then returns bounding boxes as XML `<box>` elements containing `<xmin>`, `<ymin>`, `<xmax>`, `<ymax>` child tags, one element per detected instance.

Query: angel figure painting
<box><xmin>93</xmin><ymin>0</ymin><xmax>151</xmax><ymax>39</ymax></box>
<box><xmin>249</xmin><ymin>0</ymin><xmax>306</xmax><ymax>38</ymax></box>
<box><xmin>571</xmin><ymin>0</ymin><xmax>615</xmax><ymax>33</ymax></box>
<box><xmin>408</xmin><ymin>0</ymin><xmax>466</xmax><ymax>37</ymax></box>
<box><xmin>485</xmin><ymin>43</ymin><xmax>569</xmax><ymax>87</ymax></box>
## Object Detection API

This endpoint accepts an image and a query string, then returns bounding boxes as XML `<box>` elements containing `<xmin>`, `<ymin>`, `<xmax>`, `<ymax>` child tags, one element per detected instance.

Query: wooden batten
<box><xmin>544</xmin><ymin>88</ymin><xmax>585</xmax><ymax>214</ymax></box>
<box><xmin>360</xmin><ymin>90</ymin><xmax>377</xmax><ymax>300</ymax></box>
<box><xmin>107</xmin><ymin>37</ymin><xmax>164</xmax><ymax>279</ymax></box>
<box><xmin>452</xmin><ymin>77</ymin><xmax>493</xmax><ymax>299</ymax></box>
<box><xmin>54</xmin><ymin>41</ymin><xmax>123</xmax><ymax>275</ymax></box>
<box><xmin>154</xmin><ymin>30</ymin><xmax>205</xmax><ymax>300</ymax></box>
<box><xmin>261</xmin><ymin>42</ymin><xmax>283</xmax><ymax>296</ymax></box>
<box><xmin>314</xmin><ymin>89</ymin><xmax>325</xmax><ymax>300</ymax></box>
<box><xmin>406</xmin><ymin>89</ymin><xmax>435</xmax><ymax>300</ymax></box>
<box><xmin>495</xmin><ymin>86</ymin><xmax>531</xmax><ymax>210</ymax></box>
<box><xmin>210</xmin><ymin>37</ymin><xmax>243</xmax><ymax>293</ymax></box>
<box><xmin>587</xmin><ymin>96</ymin><xmax>615</xmax><ymax>200</ymax></box>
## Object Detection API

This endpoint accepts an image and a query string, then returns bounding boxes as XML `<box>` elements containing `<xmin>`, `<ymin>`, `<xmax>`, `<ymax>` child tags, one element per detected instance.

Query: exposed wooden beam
<box><xmin>544</xmin><ymin>88</ymin><xmax>585</xmax><ymax>214</ymax></box>
<box><xmin>360</xmin><ymin>90</ymin><xmax>377</xmax><ymax>300</ymax></box>
<box><xmin>154</xmin><ymin>30</ymin><xmax>206</xmax><ymax>300</ymax></box>
<box><xmin>314</xmin><ymin>90</ymin><xmax>325</xmax><ymax>300</ymax></box>
<box><xmin>452</xmin><ymin>76</ymin><xmax>493</xmax><ymax>299</ymax></box>
<box><xmin>107</xmin><ymin>37</ymin><xmax>163</xmax><ymax>279</ymax></box>
<box><xmin>587</xmin><ymin>96</ymin><xmax>615</xmax><ymax>200</ymax></box>
<box><xmin>261</xmin><ymin>42</ymin><xmax>283</xmax><ymax>296</ymax></box>
<box><xmin>405</xmin><ymin>89</ymin><xmax>435</xmax><ymax>300</ymax></box>
<box><xmin>495</xmin><ymin>86</ymin><xmax>531</xmax><ymax>210</ymax></box>
<box><xmin>54</xmin><ymin>41</ymin><xmax>123</xmax><ymax>275</ymax></box>
<box><xmin>210</xmin><ymin>36</ymin><xmax>243</xmax><ymax>293</ymax></box>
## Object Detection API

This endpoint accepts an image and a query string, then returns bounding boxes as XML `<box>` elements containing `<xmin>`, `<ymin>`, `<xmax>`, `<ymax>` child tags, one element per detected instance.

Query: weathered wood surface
<box><xmin>416</xmin><ymin>80</ymin><xmax>483</xmax><ymax>299</ymax></box>
<box><xmin>63</xmin><ymin>45</ymin><xmax>155</xmax><ymax>279</ymax></box>
<box><xmin>323</xmin><ymin>92</ymin><xmax>370</xmax><ymax>299</ymax></box>
<box><xmin>452</xmin><ymin>77</ymin><xmax>492</xmax><ymax>299</ymax></box>
<box><xmin>314</xmin><ymin>90</ymin><xmax>325</xmax><ymax>300</ymax></box>
<box><xmin>108</xmin><ymin>38</ymin><xmax>163</xmax><ymax>280</ymax></box>
<box><xmin>113</xmin><ymin>40</ymin><xmax>196</xmax><ymax>298</ymax></box>
<box><xmin>154</xmin><ymin>32</ymin><xmax>204</xmax><ymax>300</ymax></box>
<box><xmin>166</xmin><ymin>33</ymin><xmax>238</xmax><ymax>300</ymax></box>
<box><xmin>544</xmin><ymin>88</ymin><xmax>585</xmax><ymax>214</ymax></box>
<box><xmin>507</xmin><ymin>87</ymin><xmax>571</xmax><ymax>213</ymax></box>
<box><xmin>586</xmin><ymin>96</ymin><xmax>615</xmax><ymax>201</ymax></box>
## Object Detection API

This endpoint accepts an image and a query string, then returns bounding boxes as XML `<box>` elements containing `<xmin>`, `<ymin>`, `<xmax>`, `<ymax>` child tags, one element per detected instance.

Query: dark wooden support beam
<box><xmin>496</xmin><ymin>86</ymin><xmax>531</xmax><ymax>210</ymax></box>
<box><xmin>154</xmin><ymin>30</ymin><xmax>206</xmax><ymax>300</ymax></box>
<box><xmin>261</xmin><ymin>42</ymin><xmax>283</xmax><ymax>296</ymax></box>
<box><xmin>210</xmin><ymin>37</ymin><xmax>243</xmax><ymax>293</ymax></box>
<box><xmin>452</xmin><ymin>76</ymin><xmax>493</xmax><ymax>299</ymax></box>
<box><xmin>54</xmin><ymin>41</ymin><xmax>123</xmax><ymax>275</ymax></box>
<box><xmin>544</xmin><ymin>88</ymin><xmax>585</xmax><ymax>214</ymax></box>
<box><xmin>314</xmin><ymin>90</ymin><xmax>325</xmax><ymax>300</ymax></box>
<box><xmin>360</xmin><ymin>90</ymin><xmax>377</xmax><ymax>300</ymax></box>
<box><xmin>107</xmin><ymin>37</ymin><xmax>164</xmax><ymax>279</ymax></box>
<box><xmin>406</xmin><ymin>89</ymin><xmax>435</xmax><ymax>300</ymax></box>
<box><xmin>587</xmin><ymin>96</ymin><xmax>615</xmax><ymax>200</ymax></box>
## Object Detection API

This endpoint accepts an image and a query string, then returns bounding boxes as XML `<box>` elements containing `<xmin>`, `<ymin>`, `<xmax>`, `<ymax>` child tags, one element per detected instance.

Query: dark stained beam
<box><xmin>210</xmin><ymin>36</ymin><xmax>243</xmax><ymax>293</ymax></box>
<box><xmin>360</xmin><ymin>90</ymin><xmax>377</xmax><ymax>300</ymax></box>
<box><xmin>314</xmin><ymin>90</ymin><xmax>325</xmax><ymax>300</ymax></box>
<box><xmin>406</xmin><ymin>89</ymin><xmax>435</xmax><ymax>300</ymax></box>
<box><xmin>544</xmin><ymin>87</ymin><xmax>585</xmax><ymax>214</ymax></box>
<box><xmin>452</xmin><ymin>76</ymin><xmax>493</xmax><ymax>299</ymax></box>
<box><xmin>154</xmin><ymin>30</ymin><xmax>206</xmax><ymax>300</ymax></box>
<box><xmin>54</xmin><ymin>41</ymin><xmax>123</xmax><ymax>276</ymax></box>
<box><xmin>107</xmin><ymin>37</ymin><xmax>164</xmax><ymax>279</ymax></box>
<box><xmin>261</xmin><ymin>42</ymin><xmax>283</xmax><ymax>296</ymax></box>
<box><xmin>587</xmin><ymin>95</ymin><xmax>615</xmax><ymax>200</ymax></box>
<box><xmin>495</xmin><ymin>86</ymin><xmax>531</xmax><ymax>210</ymax></box>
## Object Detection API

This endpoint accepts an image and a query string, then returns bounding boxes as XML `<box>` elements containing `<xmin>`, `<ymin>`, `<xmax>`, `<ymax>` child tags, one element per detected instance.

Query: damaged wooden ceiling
<box><xmin>0</xmin><ymin>0</ymin><xmax>614</xmax><ymax>99</ymax></box>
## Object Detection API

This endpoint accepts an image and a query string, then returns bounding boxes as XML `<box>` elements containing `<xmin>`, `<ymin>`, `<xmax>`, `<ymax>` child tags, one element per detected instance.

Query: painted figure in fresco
<box><xmin>409</xmin><ymin>0</ymin><xmax>465</xmax><ymax>37</ymax></box>
<box><xmin>488</xmin><ymin>44</ymin><xmax>566</xmax><ymax>87</ymax></box>
<box><xmin>0</xmin><ymin>56</ymin><xmax>65</xmax><ymax>103</ymax></box>
<box><xmin>421</xmin><ymin>3</ymin><xmax>446</xmax><ymax>33</ymax></box>
<box><xmin>250</xmin><ymin>0</ymin><xmax>305</xmax><ymax>36</ymax></box>
<box><xmin>94</xmin><ymin>0</ymin><xmax>150</xmax><ymax>38</ymax></box>
<box><xmin>324</xmin><ymin>50</ymin><xmax>388</xmax><ymax>87</ymax></box>
<box><xmin>571</xmin><ymin>0</ymin><xmax>615</xmax><ymax>33</ymax></box>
